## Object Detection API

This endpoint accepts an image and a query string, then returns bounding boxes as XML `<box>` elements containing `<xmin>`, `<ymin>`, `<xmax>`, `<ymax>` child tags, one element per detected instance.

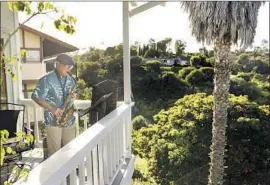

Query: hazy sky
<box><xmin>19</xmin><ymin>2</ymin><xmax>269</xmax><ymax>52</ymax></box>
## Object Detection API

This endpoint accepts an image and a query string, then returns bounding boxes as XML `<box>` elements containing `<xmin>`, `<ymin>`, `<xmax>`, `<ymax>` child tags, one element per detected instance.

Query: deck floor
<box><xmin>22</xmin><ymin>148</ymin><xmax>45</xmax><ymax>167</ymax></box>
<box><xmin>3</xmin><ymin>148</ymin><xmax>130</xmax><ymax>185</ymax></box>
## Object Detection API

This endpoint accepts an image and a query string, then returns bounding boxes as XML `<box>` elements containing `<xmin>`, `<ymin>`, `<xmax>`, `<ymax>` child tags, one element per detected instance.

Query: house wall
<box><xmin>24</xmin><ymin>31</ymin><xmax>41</xmax><ymax>48</ymax></box>
<box><xmin>21</xmin><ymin>63</ymin><xmax>45</xmax><ymax>80</ymax></box>
<box><xmin>19</xmin><ymin>29</ymin><xmax>23</xmax><ymax>48</ymax></box>
<box><xmin>20</xmin><ymin>27</ymin><xmax>44</xmax><ymax>82</ymax></box>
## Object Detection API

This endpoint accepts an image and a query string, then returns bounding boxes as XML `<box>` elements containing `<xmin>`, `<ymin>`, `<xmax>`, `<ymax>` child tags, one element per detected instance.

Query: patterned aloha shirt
<box><xmin>31</xmin><ymin>70</ymin><xmax>76</xmax><ymax>127</ymax></box>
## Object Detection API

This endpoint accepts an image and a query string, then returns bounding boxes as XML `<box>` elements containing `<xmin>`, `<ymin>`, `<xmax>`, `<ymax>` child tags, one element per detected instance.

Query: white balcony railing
<box><xmin>18</xmin><ymin>98</ymin><xmax>124</xmax><ymax>147</ymax></box>
<box><xmin>15</xmin><ymin>100</ymin><xmax>135</xmax><ymax>185</ymax></box>
<box><xmin>18</xmin><ymin>99</ymin><xmax>92</xmax><ymax>147</ymax></box>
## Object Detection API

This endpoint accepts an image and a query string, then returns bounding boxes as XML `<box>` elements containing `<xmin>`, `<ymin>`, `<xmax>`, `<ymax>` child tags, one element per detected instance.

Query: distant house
<box><xmin>160</xmin><ymin>55</ymin><xmax>190</xmax><ymax>66</ymax></box>
<box><xmin>19</xmin><ymin>24</ymin><xmax>78</xmax><ymax>98</ymax></box>
<box><xmin>179</xmin><ymin>55</ymin><xmax>190</xmax><ymax>65</ymax></box>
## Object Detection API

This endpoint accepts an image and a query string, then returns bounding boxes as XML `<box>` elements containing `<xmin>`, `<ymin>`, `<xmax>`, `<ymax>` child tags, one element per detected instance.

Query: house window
<box><xmin>24</xmin><ymin>49</ymin><xmax>41</xmax><ymax>62</ymax></box>
<box><xmin>0</xmin><ymin>38</ymin><xmax>8</xmax><ymax>106</ymax></box>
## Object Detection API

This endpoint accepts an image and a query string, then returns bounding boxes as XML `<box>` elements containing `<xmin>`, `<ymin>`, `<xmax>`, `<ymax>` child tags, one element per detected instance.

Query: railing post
<box><xmin>123</xmin><ymin>1</ymin><xmax>131</xmax><ymax>104</ymax></box>
<box><xmin>123</xmin><ymin>106</ymin><xmax>132</xmax><ymax>159</ymax></box>
<box><xmin>126</xmin><ymin>107</ymin><xmax>132</xmax><ymax>158</ymax></box>
<box><xmin>123</xmin><ymin>0</ymin><xmax>133</xmax><ymax>160</ymax></box>
<box><xmin>25</xmin><ymin>107</ymin><xmax>31</xmax><ymax>135</ymax></box>
<box><xmin>33</xmin><ymin>106</ymin><xmax>41</xmax><ymax>147</ymax></box>
<box><xmin>75</xmin><ymin>113</ymin><xmax>80</xmax><ymax>136</ymax></box>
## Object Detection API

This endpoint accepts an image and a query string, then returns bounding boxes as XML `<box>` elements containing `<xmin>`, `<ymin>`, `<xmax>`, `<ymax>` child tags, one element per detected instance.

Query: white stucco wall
<box><xmin>21</xmin><ymin>63</ymin><xmax>45</xmax><ymax>80</ymax></box>
<box><xmin>24</xmin><ymin>30</ymin><xmax>41</xmax><ymax>48</ymax></box>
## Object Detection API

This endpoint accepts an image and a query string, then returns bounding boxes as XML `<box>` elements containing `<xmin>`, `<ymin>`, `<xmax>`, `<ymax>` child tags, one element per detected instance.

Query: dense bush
<box><xmin>133</xmin><ymin>100</ymin><xmax>165</xmax><ymax>122</ymax></box>
<box><xmin>178</xmin><ymin>66</ymin><xmax>196</xmax><ymax>79</ymax></box>
<box><xmin>237</xmin><ymin>53</ymin><xmax>250</xmax><ymax>63</ymax></box>
<box><xmin>230</xmin><ymin>76</ymin><xmax>264</xmax><ymax>102</ymax></box>
<box><xmin>80</xmin><ymin>62</ymin><xmax>101</xmax><ymax>86</ymax></box>
<box><xmin>132</xmin><ymin>115</ymin><xmax>148</xmax><ymax>130</ymax></box>
<box><xmin>199</xmin><ymin>67</ymin><xmax>214</xmax><ymax>82</ymax></box>
<box><xmin>250</xmin><ymin>59</ymin><xmax>270</xmax><ymax>74</ymax></box>
<box><xmin>206</xmin><ymin>57</ymin><xmax>215</xmax><ymax>66</ymax></box>
<box><xmin>236</xmin><ymin>53</ymin><xmax>270</xmax><ymax>74</ymax></box>
<box><xmin>131</xmin><ymin>56</ymin><xmax>143</xmax><ymax>67</ymax></box>
<box><xmin>133</xmin><ymin>93</ymin><xmax>270</xmax><ymax>185</ymax></box>
<box><xmin>161</xmin><ymin>66</ymin><xmax>173</xmax><ymax>72</ymax></box>
<box><xmin>183</xmin><ymin>67</ymin><xmax>214</xmax><ymax>94</ymax></box>
<box><xmin>185</xmin><ymin>69</ymin><xmax>205</xmax><ymax>86</ymax></box>
<box><xmin>190</xmin><ymin>55</ymin><xmax>213</xmax><ymax>67</ymax></box>
<box><xmin>251</xmin><ymin>74</ymin><xmax>270</xmax><ymax>91</ymax></box>
<box><xmin>236</xmin><ymin>72</ymin><xmax>255</xmax><ymax>81</ymax></box>
<box><xmin>190</xmin><ymin>55</ymin><xmax>201</xmax><ymax>67</ymax></box>
<box><xmin>161</xmin><ymin>71</ymin><xmax>187</xmax><ymax>89</ymax></box>
<box><xmin>144</xmin><ymin>49</ymin><xmax>157</xmax><ymax>58</ymax></box>
<box><xmin>146</xmin><ymin>60</ymin><xmax>161</xmax><ymax>73</ymax></box>
<box><xmin>76</xmin><ymin>79</ymin><xmax>92</xmax><ymax>100</ymax></box>
<box><xmin>105</xmin><ymin>57</ymin><xmax>122</xmax><ymax>77</ymax></box>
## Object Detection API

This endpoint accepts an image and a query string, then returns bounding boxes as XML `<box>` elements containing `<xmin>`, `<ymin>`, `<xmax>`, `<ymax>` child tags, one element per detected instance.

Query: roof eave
<box><xmin>19</xmin><ymin>24</ymin><xmax>78</xmax><ymax>51</ymax></box>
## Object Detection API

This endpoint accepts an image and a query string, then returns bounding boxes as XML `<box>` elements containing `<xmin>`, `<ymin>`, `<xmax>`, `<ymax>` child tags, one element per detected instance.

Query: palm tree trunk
<box><xmin>208</xmin><ymin>39</ymin><xmax>231</xmax><ymax>185</ymax></box>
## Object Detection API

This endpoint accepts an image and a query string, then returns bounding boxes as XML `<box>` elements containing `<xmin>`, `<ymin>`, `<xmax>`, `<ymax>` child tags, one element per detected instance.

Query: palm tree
<box><xmin>175</xmin><ymin>39</ymin><xmax>186</xmax><ymax>56</ymax></box>
<box><xmin>181</xmin><ymin>2</ymin><xmax>263</xmax><ymax>185</ymax></box>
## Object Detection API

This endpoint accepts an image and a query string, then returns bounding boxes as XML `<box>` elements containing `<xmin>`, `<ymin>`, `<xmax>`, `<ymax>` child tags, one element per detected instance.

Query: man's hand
<box><xmin>32</xmin><ymin>98</ymin><xmax>63</xmax><ymax>119</ymax></box>
<box><xmin>50</xmin><ymin>107</ymin><xmax>63</xmax><ymax>119</ymax></box>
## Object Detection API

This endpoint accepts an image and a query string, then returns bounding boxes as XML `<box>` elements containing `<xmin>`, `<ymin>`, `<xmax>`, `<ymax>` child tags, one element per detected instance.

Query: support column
<box><xmin>13</xmin><ymin>11</ymin><xmax>23</xmax><ymax>101</ymax></box>
<box><xmin>13</xmin><ymin>11</ymin><xmax>24</xmax><ymax>132</ymax></box>
<box><xmin>123</xmin><ymin>1</ymin><xmax>131</xmax><ymax>104</ymax></box>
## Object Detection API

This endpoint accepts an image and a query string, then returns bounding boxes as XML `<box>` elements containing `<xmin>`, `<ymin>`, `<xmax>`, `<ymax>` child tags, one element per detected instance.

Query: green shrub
<box><xmin>178</xmin><ymin>66</ymin><xmax>196</xmax><ymax>79</ymax></box>
<box><xmin>236</xmin><ymin>53</ymin><xmax>270</xmax><ymax>74</ymax></box>
<box><xmin>80</xmin><ymin>62</ymin><xmax>101</xmax><ymax>86</ymax></box>
<box><xmin>206</xmin><ymin>57</ymin><xmax>215</xmax><ymax>66</ymax></box>
<box><xmin>131</xmin><ymin>56</ymin><xmax>143</xmax><ymax>67</ymax></box>
<box><xmin>199</xmin><ymin>67</ymin><xmax>214</xmax><ymax>82</ymax></box>
<box><xmin>190</xmin><ymin>55</ymin><xmax>212</xmax><ymax>67</ymax></box>
<box><xmin>146</xmin><ymin>60</ymin><xmax>161</xmax><ymax>73</ymax></box>
<box><xmin>162</xmin><ymin>71</ymin><xmax>187</xmax><ymax>89</ymax></box>
<box><xmin>237</xmin><ymin>53</ymin><xmax>250</xmax><ymax>63</ymax></box>
<box><xmin>106</xmin><ymin>57</ymin><xmax>122</xmax><ymax>77</ymax></box>
<box><xmin>251</xmin><ymin>74</ymin><xmax>270</xmax><ymax>91</ymax></box>
<box><xmin>236</xmin><ymin>72</ymin><xmax>254</xmax><ymax>81</ymax></box>
<box><xmin>171</xmin><ymin>66</ymin><xmax>183</xmax><ymax>74</ymax></box>
<box><xmin>76</xmin><ymin>79</ymin><xmax>92</xmax><ymax>100</ymax></box>
<box><xmin>161</xmin><ymin>66</ymin><xmax>173</xmax><ymax>72</ymax></box>
<box><xmin>185</xmin><ymin>69</ymin><xmax>205</xmax><ymax>86</ymax></box>
<box><xmin>230</xmin><ymin>76</ymin><xmax>264</xmax><ymax>102</ymax></box>
<box><xmin>144</xmin><ymin>49</ymin><xmax>156</xmax><ymax>58</ymax></box>
<box><xmin>134</xmin><ymin>100</ymin><xmax>163</xmax><ymax>121</ymax></box>
<box><xmin>133</xmin><ymin>93</ymin><xmax>270</xmax><ymax>185</ymax></box>
<box><xmin>190</xmin><ymin>55</ymin><xmax>201</xmax><ymax>67</ymax></box>
<box><xmin>81</xmin><ymin>61</ymin><xmax>100</xmax><ymax>71</ymax></box>
<box><xmin>132</xmin><ymin>115</ymin><xmax>148</xmax><ymax>130</ymax></box>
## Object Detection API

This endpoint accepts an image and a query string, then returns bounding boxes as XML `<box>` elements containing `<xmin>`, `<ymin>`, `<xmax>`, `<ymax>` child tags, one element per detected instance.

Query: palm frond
<box><xmin>181</xmin><ymin>1</ymin><xmax>264</xmax><ymax>47</ymax></box>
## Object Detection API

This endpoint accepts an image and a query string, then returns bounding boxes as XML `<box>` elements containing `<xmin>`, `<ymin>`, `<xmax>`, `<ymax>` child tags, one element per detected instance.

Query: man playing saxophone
<box><xmin>31</xmin><ymin>54</ymin><xmax>77</xmax><ymax>157</ymax></box>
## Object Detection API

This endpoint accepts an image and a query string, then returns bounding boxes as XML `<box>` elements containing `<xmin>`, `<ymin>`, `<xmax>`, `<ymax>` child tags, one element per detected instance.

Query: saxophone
<box><xmin>56</xmin><ymin>74</ymin><xmax>78</xmax><ymax>127</ymax></box>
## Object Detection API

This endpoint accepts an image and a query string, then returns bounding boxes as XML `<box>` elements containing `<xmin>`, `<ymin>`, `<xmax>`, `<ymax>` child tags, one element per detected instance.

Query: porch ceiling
<box><xmin>43</xmin><ymin>39</ymin><xmax>77</xmax><ymax>57</ymax></box>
